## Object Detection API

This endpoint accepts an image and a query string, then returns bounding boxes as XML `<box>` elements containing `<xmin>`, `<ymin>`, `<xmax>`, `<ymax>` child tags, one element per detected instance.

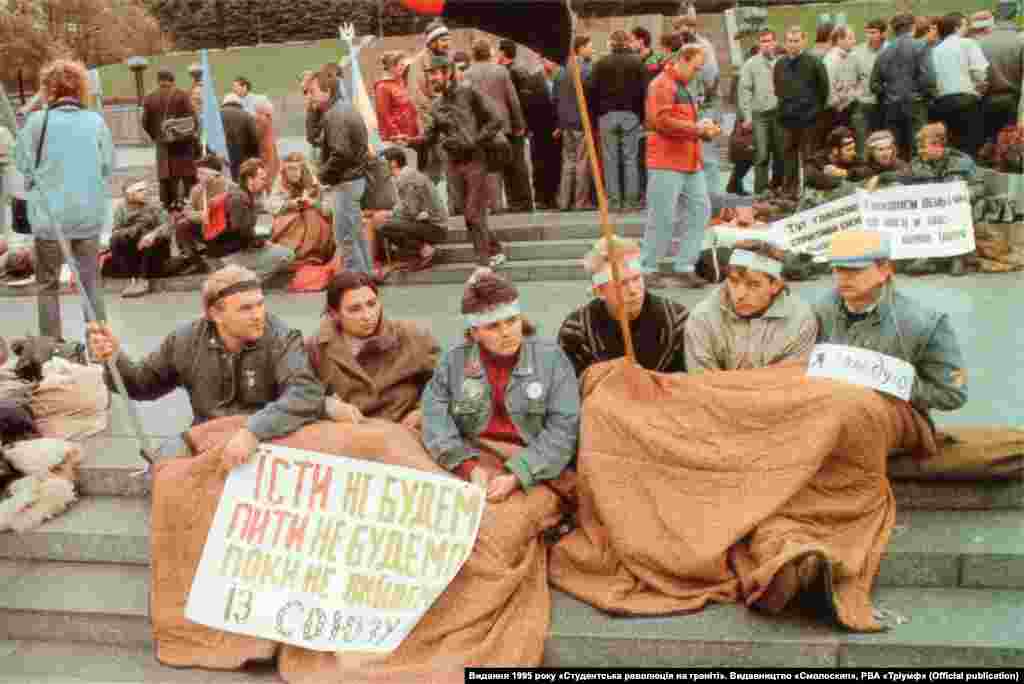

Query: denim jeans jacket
<box><xmin>421</xmin><ymin>338</ymin><xmax>580</xmax><ymax>489</ymax></box>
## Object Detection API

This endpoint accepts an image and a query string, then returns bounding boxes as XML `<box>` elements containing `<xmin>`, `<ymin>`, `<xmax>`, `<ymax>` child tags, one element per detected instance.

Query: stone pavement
<box><xmin>2</xmin><ymin>273</ymin><xmax>1022</xmax><ymax>434</ymax></box>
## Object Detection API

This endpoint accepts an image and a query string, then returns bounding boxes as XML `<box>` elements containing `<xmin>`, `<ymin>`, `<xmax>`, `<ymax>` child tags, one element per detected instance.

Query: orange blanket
<box><xmin>549</xmin><ymin>361</ymin><xmax>936</xmax><ymax>632</ymax></box>
<box><xmin>271</xmin><ymin>208</ymin><xmax>335</xmax><ymax>267</ymax></box>
<box><xmin>151</xmin><ymin>417</ymin><xmax>562</xmax><ymax>681</ymax></box>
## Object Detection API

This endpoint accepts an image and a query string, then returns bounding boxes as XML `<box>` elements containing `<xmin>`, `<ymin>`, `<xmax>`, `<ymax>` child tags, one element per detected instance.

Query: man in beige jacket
<box><xmin>685</xmin><ymin>240</ymin><xmax>817</xmax><ymax>372</ymax></box>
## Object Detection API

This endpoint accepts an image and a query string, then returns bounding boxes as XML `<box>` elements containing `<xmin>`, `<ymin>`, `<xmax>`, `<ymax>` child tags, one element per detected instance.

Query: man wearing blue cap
<box><xmin>814</xmin><ymin>229</ymin><xmax>968</xmax><ymax>418</ymax></box>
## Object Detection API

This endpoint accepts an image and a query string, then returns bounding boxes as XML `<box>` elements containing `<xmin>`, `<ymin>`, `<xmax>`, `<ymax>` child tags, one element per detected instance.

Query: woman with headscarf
<box><xmin>422</xmin><ymin>268</ymin><xmax>580</xmax><ymax>502</ymax></box>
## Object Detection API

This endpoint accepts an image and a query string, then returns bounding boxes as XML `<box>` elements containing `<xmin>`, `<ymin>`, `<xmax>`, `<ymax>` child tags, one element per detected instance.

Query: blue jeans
<box><xmin>332</xmin><ymin>177</ymin><xmax>369</xmax><ymax>274</ymax></box>
<box><xmin>641</xmin><ymin>168</ymin><xmax>710</xmax><ymax>274</ymax></box>
<box><xmin>702</xmin><ymin>138</ymin><xmax>722</xmax><ymax>196</ymax></box>
<box><xmin>599</xmin><ymin>111</ymin><xmax>642</xmax><ymax>208</ymax></box>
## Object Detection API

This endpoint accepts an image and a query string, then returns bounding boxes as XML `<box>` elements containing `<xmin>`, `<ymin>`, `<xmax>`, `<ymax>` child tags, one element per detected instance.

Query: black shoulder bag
<box><xmin>11</xmin><ymin>107</ymin><xmax>50</xmax><ymax>235</ymax></box>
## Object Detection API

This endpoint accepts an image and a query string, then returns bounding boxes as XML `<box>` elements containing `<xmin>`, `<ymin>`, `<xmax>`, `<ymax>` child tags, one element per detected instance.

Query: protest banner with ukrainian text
<box><xmin>772</xmin><ymin>194</ymin><xmax>863</xmax><ymax>259</ymax></box>
<box><xmin>185</xmin><ymin>444</ymin><xmax>485</xmax><ymax>653</ymax></box>
<box><xmin>860</xmin><ymin>181</ymin><xmax>975</xmax><ymax>259</ymax></box>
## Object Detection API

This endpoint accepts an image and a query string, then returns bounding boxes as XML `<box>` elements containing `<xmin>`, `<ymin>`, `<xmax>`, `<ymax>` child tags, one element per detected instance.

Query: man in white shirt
<box><xmin>930</xmin><ymin>13</ymin><xmax>988</xmax><ymax>157</ymax></box>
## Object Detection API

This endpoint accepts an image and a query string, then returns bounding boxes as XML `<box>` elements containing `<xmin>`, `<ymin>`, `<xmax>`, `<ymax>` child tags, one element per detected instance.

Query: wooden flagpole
<box><xmin>566</xmin><ymin>4</ymin><xmax>637</xmax><ymax>364</ymax></box>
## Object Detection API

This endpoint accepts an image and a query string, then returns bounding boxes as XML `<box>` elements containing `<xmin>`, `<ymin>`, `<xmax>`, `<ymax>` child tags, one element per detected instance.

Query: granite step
<box><xmin>76</xmin><ymin>434</ymin><xmax>1024</xmax><ymax>508</ymax></box>
<box><xmin>0</xmin><ymin>563</ymin><xmax>1020</xmax><ymax>667</ymax></box>
<box><xmin>0</xmin><ymin>640</ymin><xmax>281</xmax><ymax>684</ymax></box>
<box><xmin>2</xmin><ymin>498</ymin><xmax>1021</xmax><ymax>591</ymax></box>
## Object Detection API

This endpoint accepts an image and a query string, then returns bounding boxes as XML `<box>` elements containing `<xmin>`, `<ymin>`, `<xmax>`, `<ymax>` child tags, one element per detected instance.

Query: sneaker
<box><xmin>121</xmin><ymin>278</ymin><xmax>151</xmax><ymax>298</ymax></box>
<box><xmin>488</xmin><ymin>253</ymin><xmax>507</xmax><ymax>268</ymax></box>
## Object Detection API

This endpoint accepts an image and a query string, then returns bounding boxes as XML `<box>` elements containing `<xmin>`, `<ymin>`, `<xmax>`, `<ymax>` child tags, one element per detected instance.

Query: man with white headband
<box><xmin>685</xmin><ymin>240</ymin><xmax>817</xmax><ymax>372</ymax></box>
<box><xmin>559</xmin><ymin>236</ymin><xmax>689</xmax><ymax>377</ymax></box>
<box><xmin>814</xmin><ymin>229</ymin><xmax>967</xmax><ymax>419</ymax></box>
<box><xmin>86</xmin><ymin>264</ymin><xmax>325</xmax><ymax>469</ymax></box>
<box><xmin>422</xmin><ymin>268</ymin><xmax>580</xmax><ymax>503</ymax></box>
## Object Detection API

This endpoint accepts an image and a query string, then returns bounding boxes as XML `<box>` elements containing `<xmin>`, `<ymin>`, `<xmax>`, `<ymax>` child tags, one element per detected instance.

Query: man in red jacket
<box><xmin>639</xmin><ymin>45</ymin><xmax>719</xmax><ymax>289</ymax></box>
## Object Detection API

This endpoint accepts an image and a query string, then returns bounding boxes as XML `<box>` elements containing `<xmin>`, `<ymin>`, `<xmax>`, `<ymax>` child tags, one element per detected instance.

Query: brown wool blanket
<box><xmin>151</xmin><ymin>417</ymin><xmax>563</xmax><ymax>681</ymax></box>
<box><xmin>548</xmin><ymin>360</ymin><xmax>937</xmax><ymax>632</ymax></box>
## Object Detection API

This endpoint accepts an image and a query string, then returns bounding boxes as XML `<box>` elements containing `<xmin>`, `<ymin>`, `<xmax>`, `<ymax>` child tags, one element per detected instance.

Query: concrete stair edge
<box><xmin>1</xmin><ymin>566</ymin><xmax>1021</xmax><ymax>667</ymax></box>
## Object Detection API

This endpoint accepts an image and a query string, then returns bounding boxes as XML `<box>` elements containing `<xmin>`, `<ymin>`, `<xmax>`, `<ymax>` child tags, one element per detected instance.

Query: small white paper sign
<box><xmin>859</xmin><ymin>181</ymin><xmax>975</xmax><ymax>259</ymax></box>
<box><xmin>807</xmin><ymin>344</ymin><xmax>916</xmax><ymax>401</ymax></box>
<box><xmin>186</xmin><ymin>445</ymin><xmax>485</xmax><ymax>653</ymax></box>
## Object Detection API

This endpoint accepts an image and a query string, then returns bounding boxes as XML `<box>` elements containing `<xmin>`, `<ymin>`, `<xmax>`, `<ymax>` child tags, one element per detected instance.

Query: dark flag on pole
<box><xmin>399</xmin><ymin>0</ymin><xmax>574</xmax><ymax>64</ymax></box>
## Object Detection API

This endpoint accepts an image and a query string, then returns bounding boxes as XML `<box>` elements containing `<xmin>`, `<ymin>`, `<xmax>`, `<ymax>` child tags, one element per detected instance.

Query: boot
<box><xmin>121</xmin><ymin>278</ymin><xmax>151</xmax><ymax>298</ymax></box>
<box><xmin>903</xmin><ymin>258</ymin><xmax>937</xmax><ymax>276</ymax></box>
<box><xmin>949</xmin><ymin>256</ymin><xmax>967</xmax><ymax>277</ymax></box>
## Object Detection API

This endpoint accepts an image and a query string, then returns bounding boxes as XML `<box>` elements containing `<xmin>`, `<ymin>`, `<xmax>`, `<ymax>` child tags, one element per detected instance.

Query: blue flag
<box><xmin>200</xmin><ymin>50</ymin><xmax>230</xmax><ymax>165</ymax></box>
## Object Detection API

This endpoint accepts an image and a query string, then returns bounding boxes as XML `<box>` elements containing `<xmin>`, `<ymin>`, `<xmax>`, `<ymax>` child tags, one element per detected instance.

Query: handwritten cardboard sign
<box><xmin>860</xmin><ymin>181</ymin><xmax>975</xmax><ymax>259</ymax></box>
<box><xmin>186</xmin><ymin>445</ymin><xmax>485</xmax><ymax>653</ymax></box>
<box><xmin>807</xmin><ymin>344</ymin><xmax>916</xmax><ymax>401</ymax></box>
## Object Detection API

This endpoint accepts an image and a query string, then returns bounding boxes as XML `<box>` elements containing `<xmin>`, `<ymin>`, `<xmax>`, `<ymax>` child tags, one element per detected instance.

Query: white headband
<box><xmin>730</xmin><ymin>249</ymin><xmax>783</xmax><ymax>278</ymax></box>
<box><xmin>465</xmin><ymin>300</ymin><xmax>521</xmax><ymax>328</ymax></box>
<box><xmin>592</xmin><ymin>256</ymin><xmax>647</xmax><ymax>286</ymax></box>
<box><xmin>426</xmin><ymin>26</ymin><xmax>450</xmax><ymax>44</ymax></box>
<box><xmin>972</xmin><ymin>17</ymin><xmax>995</xmax><ymax>28</ymax></box>
<box><xmin>125</xmin><ymin>182</ymin><xmax>147</xmax><ymax>194</ymax></box>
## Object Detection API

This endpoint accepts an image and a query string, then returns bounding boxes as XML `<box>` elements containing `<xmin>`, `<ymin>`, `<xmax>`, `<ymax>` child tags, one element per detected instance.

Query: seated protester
<box><xmin>170</xmin><ymin>154</ymin><xmax>234</xmax><ymax>275</ymax></box>
<box><xmin>864</xmin><ymin>130</ymin><xmax>911</xmax><ymax>187</ymax></box>
<box><xmin>558</xmin><ymin>236</ymin><xmax>688</xmax><ymax>377</ymax></box>
<box><xmin>107</xmin><ymin>179</ymin><xmax>170</xmax><ymax>299</ymax></box>
<box><xmin>685</xmin><ymin>240</ymin><xmax>818</xmax><ymax>372</ymax></box>
<box><xmin>906</xmin><ymin>122</ymin><xmax>983</xmax><ymax>276</ymax></box>
<box><xmin>804</xmin><ymin>127</ymin><xmax>873</xmax><ymax>193</ymax></box>
<box><xmin>307</xmin><ymin>271</ymin><xmax>441</xmax><ymax>428</ymax></box>
<box><xmin>814</xmin><ymin>229</ymin><xmax>968</xmax><ymax>419</ymax></box>
<box><xmin>376</xmin><ymin>146</ymin><xmax>448</xmax><ymax>272</ymax></box>
<box><xmin>422</xmin><ymin>268</ymin><xmax>580</xmax><ymax>502</ymax></box>
<box><xmin>267</xmin><ymin>151</ymin><xmax>335</xmax><ymax>267</ymax></box>
<box><xmin>177</xmin><ymin>158</ymin><xmax>294</xmax><ymax>281</ymax></box>
<box><xmin>85</xmin><ymin>265</ymin><xmax>325</xmax><ymax>468</ymax></box>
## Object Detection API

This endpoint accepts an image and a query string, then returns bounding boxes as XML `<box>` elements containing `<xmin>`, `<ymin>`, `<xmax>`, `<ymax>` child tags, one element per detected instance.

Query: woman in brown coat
<box><xmin>308</xmin><ymin>272</ymin><xmax>441</xmax><ymax>428</ymax></box>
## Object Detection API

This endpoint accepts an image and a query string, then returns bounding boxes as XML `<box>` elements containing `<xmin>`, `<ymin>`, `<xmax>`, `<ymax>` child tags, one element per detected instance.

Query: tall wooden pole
<box><xmin>568</xmin><ymin>46</ymin><xmax>637</xmax><ymax>364</ymax></box>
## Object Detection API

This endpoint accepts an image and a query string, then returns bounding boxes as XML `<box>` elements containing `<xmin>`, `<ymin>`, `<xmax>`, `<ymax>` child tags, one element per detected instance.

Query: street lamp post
<box><xmin>126</xmin><ymin>56</ymin><xmax>150</xmax><ymax>108</ymax></box>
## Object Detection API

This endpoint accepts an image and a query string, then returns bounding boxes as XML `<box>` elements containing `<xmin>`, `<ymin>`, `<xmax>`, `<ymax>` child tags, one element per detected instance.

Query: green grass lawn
<box><xmin>99</xmin><ymin>39</ymin><xmax>349</xmax><ymax>100</ymax></box>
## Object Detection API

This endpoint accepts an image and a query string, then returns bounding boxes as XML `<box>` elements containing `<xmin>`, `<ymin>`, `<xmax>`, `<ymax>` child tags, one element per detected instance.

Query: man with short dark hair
<box><xmin>86</xmin><ymin>264</ymin><xmax>324</xmax><ymax>469</ymax></box>
<box><xmin>553</xmin><ymin>35</ymin><xmax>595</xmax><ymax>211</ymax></box>
<box><xmin>141</xmin><ymin>69</ymin><xmax>198</xmax><ymax>209</ymax></box>
<box><xmin>851</xmin><ymin>19</ymin><xmax>887</xmax><ymax>159</ymax></box>
<box><xmin>591</xmin><ymin>30</ymin><xmax>647</xmax><ymax>211</ymax></box>
<box><xmin>870</xmin><ymin>13</ymin><xmax>935</xmax><ymax>161</ymax></box>
<box><xmin>496</xmin><ymin>39</ymin><xmax>543</xmax><ymax>212</ymax></box>
<box><xmin>465</xmin><ymin>38</ymin><xmax>527</xmax><ymax>214</ymax></box>
<box><xmin>423</xmin><ymin>54</ymin><xmax>507</xmax><ymax>267</ymax></box>
<box><xmin>220</xmin><ymin>92</ymin><xmax>260</xmax><ymax>182</ymax></box>
<box><xmin>804</xmin><ymin>126</ymin><xmax>873</xmax><ymax>191</ymax></box>
<box><xmin>377</xmin><ymin>147</ymin><xmax>448</xmax><ymax>271</ymax></box>
<box><xmin>232</xmin><ymin>76</ymin><xmax>256</xmax><ymax>114</ymax></box>
<box><xmin>774</xmin><ymin>27</ymin><xmax>830</xmax><ymax>198</ymax></box>
<box><xmin>176</xmin><ymin>157</ymin><xmax>294</xmax><ymax>280</ymax></box>
<box><xmin>738</xmin><ymin>30</ymin><xmax>783</xmax><ymax>194</ymax></box>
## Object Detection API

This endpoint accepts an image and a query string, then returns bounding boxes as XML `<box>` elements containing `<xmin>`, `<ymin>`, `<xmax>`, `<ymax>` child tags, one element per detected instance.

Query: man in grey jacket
<box><xmin>376</xmin><ymin>147</ymin><xmax>448</xmax><ymax>271</ymax></box>
<box><xmin>86</xmin><ymin>264</ymin><xmax>325</xmax><ymax>469</ymax></box>
<box><xmin>738</xmin><ymin>30</ymin><xmax>783</xmax><ymax>195</ymax></box>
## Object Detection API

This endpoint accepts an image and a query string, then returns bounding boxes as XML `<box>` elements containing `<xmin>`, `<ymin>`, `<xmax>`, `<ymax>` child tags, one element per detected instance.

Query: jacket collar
<box><xmin>202</xmin><ymin>317</ymin><xmax>266</xmax><ymax>352</ymax></box>
<box><xmin>464</xmin><ymin>339</ymin><xmax>536</xmax><ymax>378</ymax></box>
<box><xmin>318</xmin><ymin>314</ymin><xmax>399</xmax><ymax>359</ymax></box>
<box><xmin>831</xmin><ymin>281</ymin><xmax>893</xmax><ymax>324</ymax></box>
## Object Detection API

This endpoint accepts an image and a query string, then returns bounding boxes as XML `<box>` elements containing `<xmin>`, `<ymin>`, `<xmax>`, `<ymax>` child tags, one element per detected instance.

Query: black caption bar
<box><xmin>465</xmin><ymin>670</ymin><xmax>1023</xmax><ymax>683</ymax></box>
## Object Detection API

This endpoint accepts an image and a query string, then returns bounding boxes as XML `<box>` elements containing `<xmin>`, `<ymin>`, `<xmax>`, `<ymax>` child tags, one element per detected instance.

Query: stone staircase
<box><xmin>1</xmin><ymin>423</ymin><xmax>1022</xmax><ymax>679</ymax></box>
<box><xmin>0</xmin><ymin>212</ymin><xmax>650</xmax><ymax>300</ymax></box>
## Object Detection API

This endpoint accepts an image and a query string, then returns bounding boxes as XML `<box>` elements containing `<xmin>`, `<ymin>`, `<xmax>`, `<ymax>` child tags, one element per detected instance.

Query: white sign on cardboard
<box><xmin>806</xmin><ymin>344</ymin><xmax>916</xmax><ymax>401</ymax></box>
<box><xmin>186</xmin><ymin>445</ymin><xmax>485</xmax><ymax>653</ymax></box>
<box><xmin>772</xmin><ymin>193</ymin><xmax>863</xmax><ymax>259</ymax></box>
<box><xmin>859</xmin><ymin>181</ymin><xmax>975</xmax><ymax>259</ymax></box>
